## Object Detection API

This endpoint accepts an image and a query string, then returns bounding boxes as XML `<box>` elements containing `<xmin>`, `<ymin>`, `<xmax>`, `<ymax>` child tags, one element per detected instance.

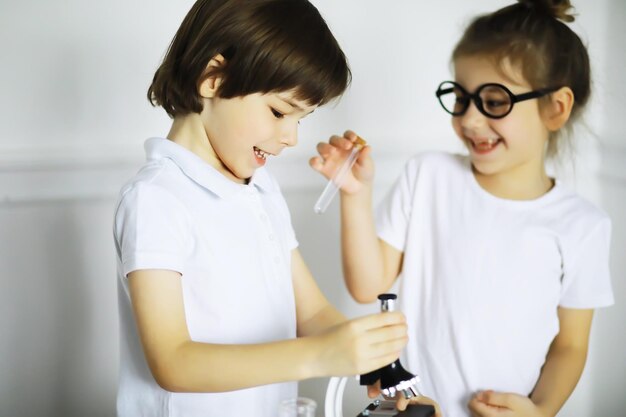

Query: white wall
<box><xmin>1</xmin><ymin>1</ymin><xmax>624</xmax><ymax>416</ymax></box>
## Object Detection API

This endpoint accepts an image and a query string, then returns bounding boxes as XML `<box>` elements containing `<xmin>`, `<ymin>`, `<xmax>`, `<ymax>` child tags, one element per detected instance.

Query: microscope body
<box><xmin>357</xmin><ymin>400</ymin><xmax>434</xmax><ymax>417</ymax></box>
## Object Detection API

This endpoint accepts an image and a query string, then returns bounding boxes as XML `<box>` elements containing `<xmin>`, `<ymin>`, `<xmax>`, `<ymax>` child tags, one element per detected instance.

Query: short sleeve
<box><xmin>114</xmin><ymin>183</ymin><xmax>192</xmax><ymax>277</ymax></box>
<box><xmin>376</xmin><ymin>157</ymin><xmax>420</xmax><ymax>251</ymax></box>
<box><xmin>560</xmin><ymin>217</ymin><xmax>614</xmax><ymax>308</ymax></box>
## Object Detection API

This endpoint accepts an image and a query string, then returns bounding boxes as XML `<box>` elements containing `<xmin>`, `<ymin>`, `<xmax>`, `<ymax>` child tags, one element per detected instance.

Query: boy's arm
<box><xmin>128</xmin><ymin>266</ymin><xmax>407</xmax><ymax>393</ymax></box>
<box><xmin>291</xmin><ymin>248</ymin><xmax>344</xmax><ymax>335</ymax></box>
<box><xmin>530</xmin><ymin>307</ymin><xmax>594</xmax><ymax>417</ymax></box>
<box><xmin>468</xmin><ymin>307</ymin><xmax>593</xmax><ymax>417</ymax></box>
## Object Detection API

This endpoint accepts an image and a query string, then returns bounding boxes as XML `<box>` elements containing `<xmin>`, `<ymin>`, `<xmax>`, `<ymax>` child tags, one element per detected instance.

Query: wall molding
<box><xmin>0</xmin><ymin>143</ymin><xmax>397</xmax><ymax>204</ymax></box>
<box><xmin>0</xmin><ymin>144</ymin><xmax>144</xmax><ymax>204</ymax></box>
<box><xmin>1</xmin><ymin>138</ymin><xmax>624</xmax><ymax>204</ymax></box>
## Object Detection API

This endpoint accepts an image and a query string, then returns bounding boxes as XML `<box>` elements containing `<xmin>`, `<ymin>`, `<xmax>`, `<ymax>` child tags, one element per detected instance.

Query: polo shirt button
<box><xmin>268</xmin><ymin>234</ymin><xmax>275</xmax><ymax>241</ymax></box>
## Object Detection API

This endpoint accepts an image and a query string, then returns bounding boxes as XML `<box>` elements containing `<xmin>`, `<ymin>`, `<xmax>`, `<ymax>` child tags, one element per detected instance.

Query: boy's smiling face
<box><xmin>199</xmin><ymin>89</ymin><xmax>316</xmax><ymax>183</ymax></box>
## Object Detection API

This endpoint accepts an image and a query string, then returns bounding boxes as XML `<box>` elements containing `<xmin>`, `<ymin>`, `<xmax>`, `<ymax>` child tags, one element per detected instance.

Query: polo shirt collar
<box><xmin>144</xmin><ymin>137</ymin><xmax>276</xmax><ymax>198</ymax></box>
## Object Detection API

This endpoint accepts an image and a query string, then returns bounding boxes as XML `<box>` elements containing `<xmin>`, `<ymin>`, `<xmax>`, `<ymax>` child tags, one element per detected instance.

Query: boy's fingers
<box><xmin>368</xmin><ymin>352</ymin><xmax>401</xmax><ymax>372</ymax></box>
<box><xmin>352</xmin><ymin>312</ymin><xmax>406</xmax><ymax>331</ymax></box>
<box><xmin>366</xmin><ymin>324</ymin><xmax>408</xmax><ymax>346</ymax></box>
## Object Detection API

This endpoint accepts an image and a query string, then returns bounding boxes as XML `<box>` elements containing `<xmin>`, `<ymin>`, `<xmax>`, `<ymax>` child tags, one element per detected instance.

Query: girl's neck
<box><xmin>472</xmin><ymin>162</ymin><xmax>554</xmax><ymax>201</ymax></box>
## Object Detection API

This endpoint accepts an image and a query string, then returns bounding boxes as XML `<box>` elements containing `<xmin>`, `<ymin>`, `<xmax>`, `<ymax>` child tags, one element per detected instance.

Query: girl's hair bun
<box><xmin>518</xmin><ymin>0</ymin><xmax>576</xmax><ymax>22</ymax></box>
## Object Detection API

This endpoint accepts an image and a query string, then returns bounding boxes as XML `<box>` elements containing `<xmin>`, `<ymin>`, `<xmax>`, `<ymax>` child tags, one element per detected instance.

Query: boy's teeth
<box><xmin>254</xmin><ymin>147</ymin><xmax>268</xmax><ymax>159</ymax></box>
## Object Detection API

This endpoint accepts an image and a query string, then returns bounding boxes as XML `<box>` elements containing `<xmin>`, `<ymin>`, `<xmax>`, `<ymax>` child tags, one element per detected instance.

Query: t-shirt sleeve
<box><xmin>560</xmin><ymin>216</ymin><xmax>614</xmax><ymax>308</ymax></box>
<box><xmin>376</xmin><ymin>157</ymin><xmax>419</xmax><ymax>251</ymax></box>
<box><xmin>114</xmin><ymin>183</ymin><xmax>192</xmax><ymax>278</ymax></box>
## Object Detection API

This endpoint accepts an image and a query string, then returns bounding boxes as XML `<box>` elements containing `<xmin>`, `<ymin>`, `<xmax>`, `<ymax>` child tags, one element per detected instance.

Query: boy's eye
<box><xmin>270</xmin><ymin>108</ymin><xmax>285</xmax><ymax>119</ymax></box>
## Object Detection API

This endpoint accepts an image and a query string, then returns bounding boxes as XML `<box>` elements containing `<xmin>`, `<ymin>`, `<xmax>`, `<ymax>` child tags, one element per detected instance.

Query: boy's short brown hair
<box><xmin>148</xmin><ymin>0</ymin><xmax>351</xmax><ymax>118</ymax></box>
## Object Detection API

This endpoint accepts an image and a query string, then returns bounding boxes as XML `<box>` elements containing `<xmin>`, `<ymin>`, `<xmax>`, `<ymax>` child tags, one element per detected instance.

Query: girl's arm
<box><xmin>340</xmin><ymin>185</ymin><xmax>403</xmax><ymax>303</ymax></box>
<box><xmin>468</xmin><ymin>307</ymin><xmax>593</xmax><ymax>417</ymax></box>
<box><xmin>530</xmin><ymin>307</ymin><xmax>594</xmax><ymax>416</ymax></box>
<box><xmin>311</xmin><ymin>131</ymin><xmax>403</xmax><ymax>303</ymax></box>
<box><xmin>128</xmin><ymin>265</ymin><xmax>407</xmax><ymax>393</ymax></box>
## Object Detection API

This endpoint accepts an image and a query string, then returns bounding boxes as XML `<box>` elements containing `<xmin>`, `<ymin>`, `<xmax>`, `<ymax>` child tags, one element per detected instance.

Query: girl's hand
<box><xmin>366</xmin><ymin>381</ymin><xmax>444</xmax><ymax>417</ymax></box>
<box><xmin>313</xmin><ymin>311</ymin><xmax>408</xmax><ymax>377</ymax></box>
<box><xmin>468</xmin><ymin>390</ymin><xmax>548</xmax><ymax>417</ymax></box>
<box><xmin>309</xmin><ymin>130</ymin><xmax>374</xmax><ymax>194</ymax></box>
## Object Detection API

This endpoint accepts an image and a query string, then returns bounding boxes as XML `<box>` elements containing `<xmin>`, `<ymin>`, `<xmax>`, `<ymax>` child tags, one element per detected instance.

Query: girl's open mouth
<box><xmin>470</xmin><ymin>138</ymin><xmax>502</xmax><ymax>154</ymax></box>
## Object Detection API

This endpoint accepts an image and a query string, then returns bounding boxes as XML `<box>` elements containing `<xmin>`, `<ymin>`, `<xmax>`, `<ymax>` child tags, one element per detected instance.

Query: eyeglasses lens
<box><xmin>438</xmin><ymin>83</ymin><xmax>514</xmax><ymax>117</ymax></box>
<box><xmin>438</xmin><ymin>82</ymin><xmax>467</xmax><ymax>115</ymax></box>
<box><xmin>479</xmin><ymin>85</ymin><xmax>512</xmax><ymax>117</ymax></box>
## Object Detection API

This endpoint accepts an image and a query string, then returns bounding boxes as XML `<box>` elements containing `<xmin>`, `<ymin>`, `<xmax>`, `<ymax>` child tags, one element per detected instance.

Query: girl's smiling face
<box><xmin>452</xmin><ymin>55</ymin><xmax>551</xmax><ymax>184</ymax></box>
<box><xmin>200</xmin><ymin>90</ymin><xmax>316</xmax><ymax>183</ymax></box>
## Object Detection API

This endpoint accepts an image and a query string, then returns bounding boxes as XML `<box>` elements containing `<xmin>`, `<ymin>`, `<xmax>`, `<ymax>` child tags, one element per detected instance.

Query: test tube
<box><xmin>313</xmin><ymin>136</ymin><xmax>367</xmax><ymax>214</ymax></box>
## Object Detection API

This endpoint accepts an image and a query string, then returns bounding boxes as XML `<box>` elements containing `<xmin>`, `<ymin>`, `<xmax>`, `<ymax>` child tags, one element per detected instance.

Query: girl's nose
<box><xmin>460</xmin><ymin>100</ymin><xmax>487</xmax><ymax>130</ymax></box>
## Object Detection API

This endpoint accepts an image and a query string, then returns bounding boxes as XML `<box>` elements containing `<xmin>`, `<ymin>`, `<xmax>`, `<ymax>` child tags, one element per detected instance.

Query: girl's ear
<box><xmin>198</xmin><ymin>54</ymin><xmax>226</xmax><ymax>98</ymax></box>
<box><xmin>542</xmin><ymin>86</ymin><xmax>574</xmax><ymax>131</ymax></box>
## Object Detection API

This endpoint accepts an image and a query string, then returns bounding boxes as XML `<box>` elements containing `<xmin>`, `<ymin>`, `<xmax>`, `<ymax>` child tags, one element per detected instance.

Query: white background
<box><xmin>0</xmin><ymin>1</ymin><xmax>624</xmax><ymax>416</ymax></box>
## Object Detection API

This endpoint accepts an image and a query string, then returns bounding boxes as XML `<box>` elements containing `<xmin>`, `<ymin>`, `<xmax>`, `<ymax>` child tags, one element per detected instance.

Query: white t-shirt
<box><xmin>114</xmin><ymin>138</ymin><xmax>298</xmax><ymax>417</ymax></box>
<box><xmin>376</xmin><ymin>152</ymin><xmax>613</xmax><ymax>417</ymax></box>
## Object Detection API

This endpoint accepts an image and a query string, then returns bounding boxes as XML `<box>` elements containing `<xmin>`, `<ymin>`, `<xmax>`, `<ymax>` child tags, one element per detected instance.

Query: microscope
<box><xmin>326</xmin><ymin>294</ymin><xmax>435</xmax><ymax>417</ymax></box>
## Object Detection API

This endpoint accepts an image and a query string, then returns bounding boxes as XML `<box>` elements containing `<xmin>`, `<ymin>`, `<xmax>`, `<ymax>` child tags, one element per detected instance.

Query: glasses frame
<box><xmin>435</xmin><ymin>81</ymin><xmax>561</xmax><ymax>119</ymax></box>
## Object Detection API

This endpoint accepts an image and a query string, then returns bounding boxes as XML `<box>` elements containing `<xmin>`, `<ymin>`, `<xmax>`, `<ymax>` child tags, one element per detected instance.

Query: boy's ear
<box><xmin>198</xmin><ymin>54</ymin><xmax>226</xmax><ymax>98</ymax></box>
<box><xmin>542</xmin><ymin>86</ymin><xmax>574</xmax><ymax>131</ymax></box>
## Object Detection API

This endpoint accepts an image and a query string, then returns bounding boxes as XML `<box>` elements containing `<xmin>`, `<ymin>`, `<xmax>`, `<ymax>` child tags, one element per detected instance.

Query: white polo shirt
<box><xmin>376</xmin><ymin>151</ymin><xmax>613</xmax><ymax>417</ymax></box>
<box><xmin>114</xmin><ymin>138</ymin><xmax>298</xmax><ymax>417</ymax></box>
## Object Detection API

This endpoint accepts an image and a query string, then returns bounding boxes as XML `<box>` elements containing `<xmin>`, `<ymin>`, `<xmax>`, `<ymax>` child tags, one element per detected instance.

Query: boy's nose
<box><xmin>280</xmin><ymin>123</ymin><xmax>298</xmax><ymax>147</ymax></box>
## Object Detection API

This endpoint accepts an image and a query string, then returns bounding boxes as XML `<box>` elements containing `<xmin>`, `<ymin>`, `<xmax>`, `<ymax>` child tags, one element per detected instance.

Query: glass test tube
<box><xmin>313</xmin><ymin>136</ymin><xmax>367</xmax><ymax>214</ymax></box>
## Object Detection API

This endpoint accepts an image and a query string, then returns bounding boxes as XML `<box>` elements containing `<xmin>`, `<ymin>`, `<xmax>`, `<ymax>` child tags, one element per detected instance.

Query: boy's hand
<box><xmin>468</xmin><ymin>390</ymin><xmax>547</xmax><ymax>417</ymax></box>
<box><xmin>313</xmin><ymin>312</ymin><xmax>408</xmax><ymax>377</ymax></box>
<box><xmin>367</xmin><ymin>381</ymin><xmax>444</xmax><ymax>417</ymax></box>
<box><xmin>309</xmin><ymin>130</ymin><xmax>374</xmax><ymax>194</ymax></box>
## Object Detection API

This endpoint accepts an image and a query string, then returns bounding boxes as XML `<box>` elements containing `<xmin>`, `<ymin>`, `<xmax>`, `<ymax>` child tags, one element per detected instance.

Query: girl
<box><xmin>113</xmin><ymin>1</ymin><xmax>408</xmax><ymax>416</ymax></box>
<box><xmin>311</xmin><ymin>1</ymin><xmax>613</xmax><ymax>416</ymax></box>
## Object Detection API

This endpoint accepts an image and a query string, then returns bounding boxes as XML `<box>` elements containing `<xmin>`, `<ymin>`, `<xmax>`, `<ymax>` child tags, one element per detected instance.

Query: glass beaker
<box><xmin>278</xmin><ymin>397</ymin><xmax>317</xmax><ymax>417</ymax></box>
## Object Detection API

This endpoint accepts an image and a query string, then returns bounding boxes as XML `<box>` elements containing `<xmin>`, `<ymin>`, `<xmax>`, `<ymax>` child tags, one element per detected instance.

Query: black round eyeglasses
<box><xmin>435</xmin><ymin>81</ymin><xmax>560</xmax><ymax>119</ymax></box>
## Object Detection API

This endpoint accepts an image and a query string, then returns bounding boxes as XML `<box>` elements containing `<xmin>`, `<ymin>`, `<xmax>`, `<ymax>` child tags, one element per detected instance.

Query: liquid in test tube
<box><xmin>314</xmin><ymin>136</ymin><xmax>367</xmax><ymax>214</ymax></box>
